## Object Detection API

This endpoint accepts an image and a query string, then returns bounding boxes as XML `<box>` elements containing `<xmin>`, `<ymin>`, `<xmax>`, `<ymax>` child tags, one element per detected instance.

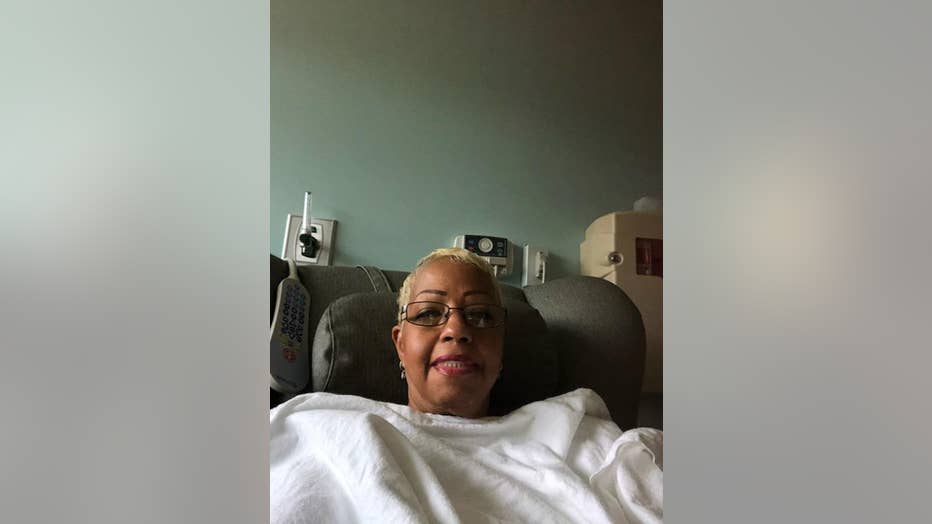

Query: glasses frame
<box><xmin>402</xmin><ymin>301</ymin><xmax>508</xmax><ymax>328</ymax></box>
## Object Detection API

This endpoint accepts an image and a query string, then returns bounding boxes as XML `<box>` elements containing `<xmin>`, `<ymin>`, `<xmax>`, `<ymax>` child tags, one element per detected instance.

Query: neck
<box><xmin>409</xmin><ymin>396</ymin><xmax>488</xmax><ymax>419</ymax></box>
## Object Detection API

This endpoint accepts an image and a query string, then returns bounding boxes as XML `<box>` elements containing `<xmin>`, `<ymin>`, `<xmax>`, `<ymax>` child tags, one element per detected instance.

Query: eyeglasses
<box><xmin>402</xmin><ymin>301</ymin><xmax>507</xmax><ymax>328</ymax></box>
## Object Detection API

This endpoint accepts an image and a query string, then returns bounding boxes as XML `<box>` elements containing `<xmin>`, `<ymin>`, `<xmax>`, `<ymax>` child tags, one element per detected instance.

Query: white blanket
<box><xmin>270</xmin><ymin>389</ymin><xmax>662</xmax><ymax>524</ymax></box>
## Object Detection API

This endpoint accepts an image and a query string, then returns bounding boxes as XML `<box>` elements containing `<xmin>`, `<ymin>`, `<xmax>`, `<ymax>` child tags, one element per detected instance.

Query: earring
<box><xmin>399</xmin><ymin>361</ymin><xmax>406</xmax><ymax>381</ymax></box>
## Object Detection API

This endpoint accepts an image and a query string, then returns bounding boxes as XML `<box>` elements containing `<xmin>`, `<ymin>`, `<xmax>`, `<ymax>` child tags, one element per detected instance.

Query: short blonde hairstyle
<box><xmin>396</xmin><ymin>248</ymin><xmax>503</xmax><ymax>323</ymax></box>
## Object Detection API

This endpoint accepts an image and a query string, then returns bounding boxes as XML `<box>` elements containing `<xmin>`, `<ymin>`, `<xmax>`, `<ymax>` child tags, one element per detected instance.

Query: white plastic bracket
<box><xmin>282</xmin><ymin>214</ymin><xmax>337</xmax><ymax>265</ymax></box>
<box><xmin>522</xmin><ymin>244</ymin><xmax>548</xmax><ymax>287</ymax></box>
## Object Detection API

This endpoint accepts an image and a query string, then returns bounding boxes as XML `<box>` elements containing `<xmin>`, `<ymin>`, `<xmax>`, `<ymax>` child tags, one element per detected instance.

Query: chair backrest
<box><xmin>270</xmin><ymin>255</ymin><xmax>646</xmax><ymax>428</ymax></box>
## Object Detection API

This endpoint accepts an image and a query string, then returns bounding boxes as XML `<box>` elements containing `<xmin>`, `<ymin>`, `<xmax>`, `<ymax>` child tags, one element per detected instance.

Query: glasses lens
<box><xmin>405</xmin><ymin>302</ymin><xmax>448</xmax><ymax>326</ymax></box>
<box><xmin>463</xmin><ymin>304</ymin><xmax>506</xmax><ymax>328</ymax></box>
<box><xmin>405</xmin><ymin>302</ymin><xmax>507</xmax><ymax>328</ymax></box>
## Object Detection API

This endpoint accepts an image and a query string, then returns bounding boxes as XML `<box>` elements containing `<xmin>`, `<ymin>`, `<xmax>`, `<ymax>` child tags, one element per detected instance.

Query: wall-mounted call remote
<box><xmin>270</xmin><ymin>259</ymin><xmax>310</xmax><ymax>394</ymax></box>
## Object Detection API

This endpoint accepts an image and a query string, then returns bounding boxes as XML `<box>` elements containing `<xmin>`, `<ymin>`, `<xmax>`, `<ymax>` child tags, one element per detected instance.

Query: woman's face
<box><xmin>391</xmin><ymin>259</ymin><xmax>504</xmax><ymax>418</ymax></box>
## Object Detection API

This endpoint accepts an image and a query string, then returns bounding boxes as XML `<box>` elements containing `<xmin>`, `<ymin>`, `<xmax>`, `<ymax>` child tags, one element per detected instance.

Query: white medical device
<box><xmin>580</xmin><ymin>210</ymin><xmax>662</xmax><ymax>393</ymax></box>
<box><xmin>454</xmin><ymin>234</ymin><xmax>514</xmax><ymax>277</ymax></box>
<box><xmin>281</xmin><ymin>190</ymin><xmax>337</xmax><ymax>266</ymax></box>
<box><xmin>298</xmin><ymin>192</ymin><xmax>320</xmax><ymax>259</ymax></box>
<box><xmin>270</xmin><ymin>259</ymin><xmax>310</xmax><ymax>394</ymax></box>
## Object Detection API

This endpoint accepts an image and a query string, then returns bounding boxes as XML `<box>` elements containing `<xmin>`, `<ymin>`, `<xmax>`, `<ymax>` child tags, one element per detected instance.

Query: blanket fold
<box><xmin>271</xmin><ymin>389</ymin><xmax>662</xmax><ymax>524</ymax></box>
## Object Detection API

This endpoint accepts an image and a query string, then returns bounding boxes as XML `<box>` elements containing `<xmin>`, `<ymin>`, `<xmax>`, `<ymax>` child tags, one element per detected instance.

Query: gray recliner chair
<box><xmin>270</xmin><ymin>255</ymin><xmax>649</xmax><ymax>429</ymax></box>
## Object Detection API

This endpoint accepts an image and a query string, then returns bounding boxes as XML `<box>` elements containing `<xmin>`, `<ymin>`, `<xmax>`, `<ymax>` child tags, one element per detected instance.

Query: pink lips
<box><xmin>430</xmin><ymin>355</ymin><xmax>479</xmax><ymax>376</ymax></box>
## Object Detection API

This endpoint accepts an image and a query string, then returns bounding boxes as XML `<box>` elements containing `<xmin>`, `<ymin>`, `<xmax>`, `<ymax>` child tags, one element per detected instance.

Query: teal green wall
<box><xmin>272</xmin><ymin>1</ymin><xmax>660</xmax><ymax>286</ymax></box>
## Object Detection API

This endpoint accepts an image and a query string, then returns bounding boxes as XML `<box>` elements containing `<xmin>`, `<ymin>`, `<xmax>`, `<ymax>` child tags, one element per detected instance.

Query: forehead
<box><xmin>412</xmin><ymin>260</ymin><xmax>495</xmax><ymax>295</ymax></box>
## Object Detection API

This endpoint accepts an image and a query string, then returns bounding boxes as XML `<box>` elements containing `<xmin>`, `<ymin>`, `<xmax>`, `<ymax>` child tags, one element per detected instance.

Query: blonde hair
<box><xmin>396</xmin><ymin>247</ymin><xmax>503</xmax><ymax>323</ymax></box>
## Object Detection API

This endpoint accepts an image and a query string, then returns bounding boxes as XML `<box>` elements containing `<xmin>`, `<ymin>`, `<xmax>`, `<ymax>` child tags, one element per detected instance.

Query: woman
<box><xmin>271</xmin><ymin>248</ymin><xmax>663</xmax><ymax>524</ymax></box>
<box><xmin>391</xmin><ymin>248</ymin><xmax>507</xmax><ymax>419</ymax></box>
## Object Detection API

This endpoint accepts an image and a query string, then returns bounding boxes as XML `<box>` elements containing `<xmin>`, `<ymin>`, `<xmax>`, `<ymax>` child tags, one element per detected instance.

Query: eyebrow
<box><xmin>415</xmin><ymin>289</ymin><xmax>491</xmax><ymax>298</ymax></box>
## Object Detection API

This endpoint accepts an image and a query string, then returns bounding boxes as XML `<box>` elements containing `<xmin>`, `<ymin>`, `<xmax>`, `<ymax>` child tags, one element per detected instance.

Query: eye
<box><xmin>415</xmin><ymin>309</ymin><xmax>442</xmax><ymax>320</ymax></box>
<box><xmin>465</xmin><ymin>306</ymin><xmax>494</xmax><ymax>325</ymax></box>
<box><xmin>411</xmin><ymin>304</ymin><xmax>445</xmax><ymax>323</ymax></box>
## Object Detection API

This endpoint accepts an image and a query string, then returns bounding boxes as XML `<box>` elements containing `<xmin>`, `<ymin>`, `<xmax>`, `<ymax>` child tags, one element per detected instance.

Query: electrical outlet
<box><xmin>522</xmin><ymin>244</ymin><xmax>548</xmax><ymax>286</ymax></box>
<box><xmin>281</xmin><ymin>214</ymin><xmax>337</xmax><ymax>265</ymax></box>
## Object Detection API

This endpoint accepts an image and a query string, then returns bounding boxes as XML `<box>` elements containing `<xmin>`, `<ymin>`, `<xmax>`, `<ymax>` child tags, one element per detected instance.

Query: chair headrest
<box><xmin>311</xmin><ymin>292</ymin><xmax>560</xmax><ymax>415</ymax></box>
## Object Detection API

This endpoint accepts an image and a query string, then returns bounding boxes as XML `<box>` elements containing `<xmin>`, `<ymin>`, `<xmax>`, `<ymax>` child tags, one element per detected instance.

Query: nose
<box><xmin>441</xmin><ymin>309</ymin><xmax>473</xmax><ymax>343</ymax></box>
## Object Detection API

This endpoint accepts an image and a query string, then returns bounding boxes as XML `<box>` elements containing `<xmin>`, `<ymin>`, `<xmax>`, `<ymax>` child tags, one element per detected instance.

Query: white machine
<box><xmin>580</xmin><ymin>210</ymin><xmax>662</xmax><ymax>393</ymax></box>
<box><xmin>454</xmin><ymin>234</ymin><xmax>514</xmax><ymax>278</ymax></box>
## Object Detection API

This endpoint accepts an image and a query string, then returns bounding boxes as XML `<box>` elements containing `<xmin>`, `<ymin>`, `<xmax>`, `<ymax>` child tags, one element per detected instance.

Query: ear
<box><xmin>392</xmin><ymin>324</ymin><xmax>404</xmax><ymax>359</ymax></box>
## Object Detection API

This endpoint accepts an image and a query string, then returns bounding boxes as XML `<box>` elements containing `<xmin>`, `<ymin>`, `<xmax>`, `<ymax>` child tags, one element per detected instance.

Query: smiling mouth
<box><xmin>431</xmin><ymin>357</ymin><xmax>479</xmax><ymax>376</ymax></box>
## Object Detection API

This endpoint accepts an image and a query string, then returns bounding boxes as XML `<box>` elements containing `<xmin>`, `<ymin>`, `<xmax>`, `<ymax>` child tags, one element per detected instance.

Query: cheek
<box><xmin>401</xmin><ymin>332</ymin><xmax>436</xmax><ymax>366</ymax></box>
<box><xmin>477</xmin><ymin>332</ymin><xmax>505</xmax><ymax>361</ymax></box>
